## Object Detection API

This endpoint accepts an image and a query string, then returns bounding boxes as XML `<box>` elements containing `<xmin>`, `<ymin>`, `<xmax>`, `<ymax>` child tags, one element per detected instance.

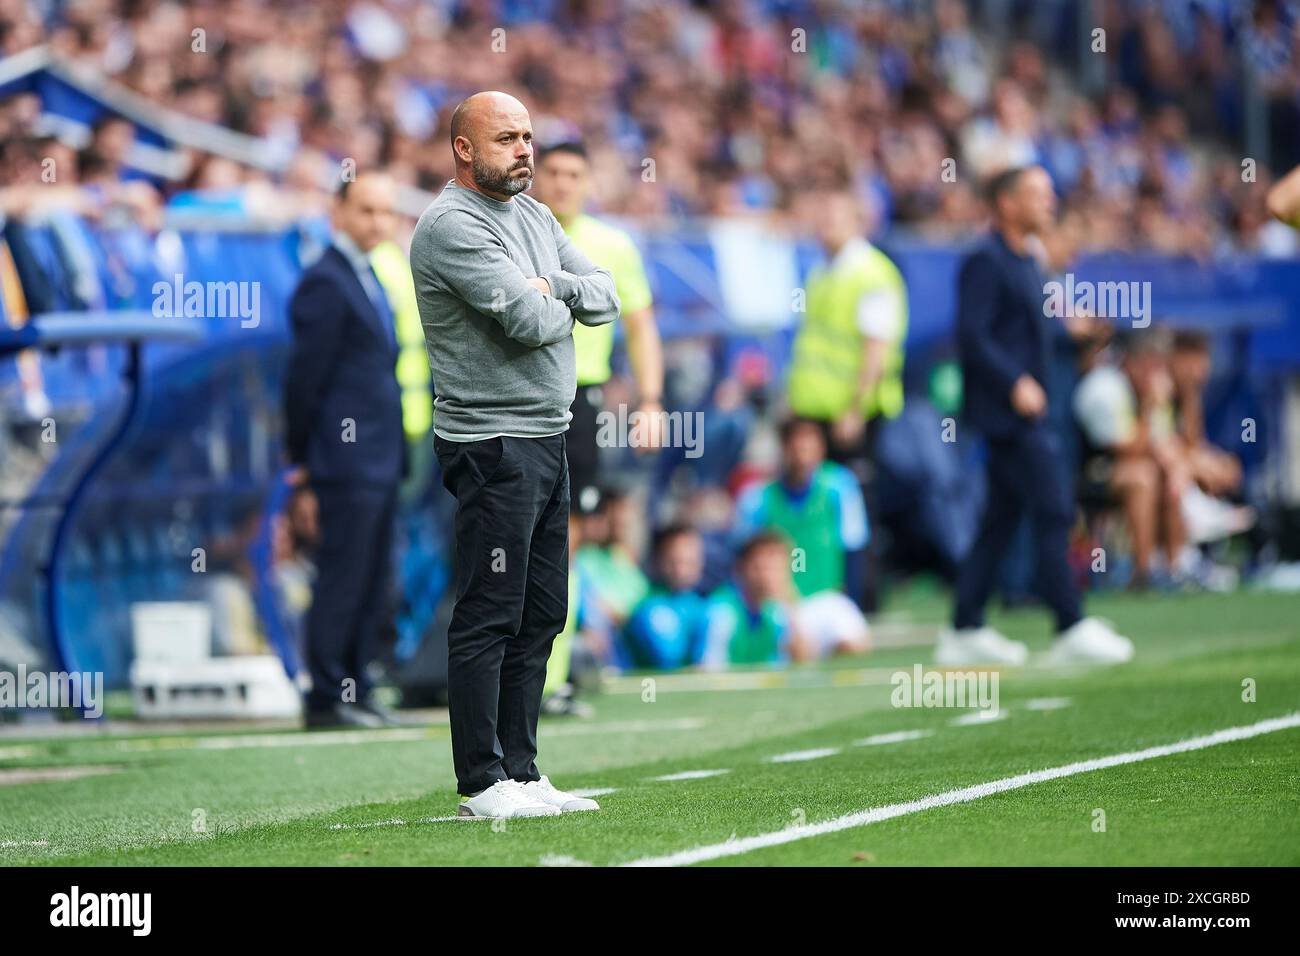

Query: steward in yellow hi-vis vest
<box><xmin>565</xmin><ymin>213</ymin><xmax>654</xmax><ymax>387</ymax></box>
<box><xmin>369</xmin><ymin>239</ymin><xmax>433</xmax><ymax>443</ymax></box>
<box><xmin>788</xmin><ymin>237</ymin><xmax>908</xmax><ymax>423</ymax></box>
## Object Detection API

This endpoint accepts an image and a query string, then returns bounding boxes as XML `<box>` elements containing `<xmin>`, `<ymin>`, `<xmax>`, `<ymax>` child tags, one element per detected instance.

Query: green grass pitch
<box><xmin>1</xmin><ymin>588</ymin><xmax>1297</xmax><ymax>866</ymax></box>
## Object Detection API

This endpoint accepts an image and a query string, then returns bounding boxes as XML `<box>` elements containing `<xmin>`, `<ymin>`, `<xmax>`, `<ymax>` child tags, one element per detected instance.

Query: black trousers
<box><xmin>566</xmin><ymin>383</ymin><xmax>602</xmax><ymax>508</ymax></box>
<box><xmin>304</xmin><ymin>481</ymin><xmax>397</xmax><ymax>712</ymax></box>
<box><xmin>434</xmin><ymin>432</ymin><xmax>570</xmax><ymax>796</ymax></box>
<box><xmin>953</xmin><ymin>424</ymin><xmax>1082</xmax><ymax>633</ymax></box>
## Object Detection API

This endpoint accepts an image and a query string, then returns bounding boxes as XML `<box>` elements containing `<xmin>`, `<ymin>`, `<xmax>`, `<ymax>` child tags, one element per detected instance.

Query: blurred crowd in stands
<box><xmin>2</xmin><ymin>0</ymin><xmax>1300</xmax><ymax>254</ymax></box>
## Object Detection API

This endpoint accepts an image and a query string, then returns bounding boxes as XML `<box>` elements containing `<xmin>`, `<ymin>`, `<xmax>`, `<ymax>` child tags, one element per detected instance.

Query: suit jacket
<box><xmin>956</xmin><ymin>232</ymin><xmax>1051</xmax><ymax>440</ymax></box>
<box><xmin>284</xmin><ymin>245</ymin><xmax>406</xmax><ymax>486</ymax></box>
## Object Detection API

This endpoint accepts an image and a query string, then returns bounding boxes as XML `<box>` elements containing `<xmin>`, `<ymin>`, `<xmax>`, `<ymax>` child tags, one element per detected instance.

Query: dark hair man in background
<box><xmin>939</xmin><ymin>165</ymin><xmax>1135</xmax><ymax>667</ymax></box>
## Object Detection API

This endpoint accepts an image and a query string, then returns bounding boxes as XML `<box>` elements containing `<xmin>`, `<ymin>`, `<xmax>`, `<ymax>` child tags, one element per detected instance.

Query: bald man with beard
<box><xmin>410</xmin><ymin>92</ymin><xmax>620</xmax><ymax>818</ymax></box>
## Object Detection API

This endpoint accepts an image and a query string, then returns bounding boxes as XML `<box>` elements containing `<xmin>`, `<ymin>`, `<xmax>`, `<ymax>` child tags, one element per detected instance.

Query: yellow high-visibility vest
<box><xmin>369</xmin><ymin>239</ymin><xmax>433</xmax><ymax>442</ymax></box>
<box><xmin>563</xmin><ymin>214</ymin><xmax>653</xmax><ymax>386</ymax></box>
<box><xmin>788</xmin><ymin>241</ymin><xmax>907</xmax><ymax>422</ymax></box>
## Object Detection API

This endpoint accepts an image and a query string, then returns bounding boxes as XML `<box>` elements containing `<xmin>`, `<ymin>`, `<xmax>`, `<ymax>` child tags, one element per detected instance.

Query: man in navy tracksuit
<box><xmin>284</xmin><ymin>172</ymin><xmax>407</xmax><ymax>727</ymax></box>
<box><xmin>939</xmin><ymin>165</ymin><xmax>1133</xmax><ymax>667</ymax></box>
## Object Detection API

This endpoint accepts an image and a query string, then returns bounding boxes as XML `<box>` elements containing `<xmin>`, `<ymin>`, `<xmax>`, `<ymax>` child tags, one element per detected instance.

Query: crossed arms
<box><xmin>417</xmin><ymin>208</ymin><xmax>620</xmax><ymax>348</ymax></box>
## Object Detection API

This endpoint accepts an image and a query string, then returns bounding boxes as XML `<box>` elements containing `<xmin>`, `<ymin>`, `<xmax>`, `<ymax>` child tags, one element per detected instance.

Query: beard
<box><xmin>473</xmin><ymin>155</ymin><xmax>533</xmax><ymax>195</ymax></box>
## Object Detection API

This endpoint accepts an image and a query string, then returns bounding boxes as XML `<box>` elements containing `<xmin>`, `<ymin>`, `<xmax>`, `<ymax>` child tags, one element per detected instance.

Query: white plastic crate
<box><xmin>130</xmin><ymin>602</ymin><xmax>212</xmax><ymax>663</ymax></box>
<box><xmin>130</xmin><ymin>656</ymin><xmax>301</xmax><ymax>719</ymax></box>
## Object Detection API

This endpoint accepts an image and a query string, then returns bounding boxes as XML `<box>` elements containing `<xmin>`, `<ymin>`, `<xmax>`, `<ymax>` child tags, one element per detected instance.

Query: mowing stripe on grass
<box><xmin>621</xmin><ymin>711</ymin><xmax>1300</xmax><ymax>867</ymax></box>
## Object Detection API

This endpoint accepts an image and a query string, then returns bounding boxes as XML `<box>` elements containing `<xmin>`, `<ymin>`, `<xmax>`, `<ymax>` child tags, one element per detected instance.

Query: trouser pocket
<box><xmin>435</xmin><ymin>435</ymin><xmax>507</xmax><ymax>494</ymax></box>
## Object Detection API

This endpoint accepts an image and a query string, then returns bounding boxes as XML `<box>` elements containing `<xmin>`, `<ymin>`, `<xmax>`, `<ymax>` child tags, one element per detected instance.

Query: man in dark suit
<box><xmin>939</xmin><ymin>165</ymin><xmax>1134</xmax><ymax>667</ymax></box>
<box><xmin>284</xmin><ymin>172</ymin><xmax>407</xmax><ymax>728</ymax></box>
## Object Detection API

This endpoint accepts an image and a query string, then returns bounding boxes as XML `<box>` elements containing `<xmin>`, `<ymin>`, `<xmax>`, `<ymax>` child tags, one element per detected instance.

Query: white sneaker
<box><xmin>521</xmin><ymin>775</ymin><xmax>600</xmax><ymax>812</ymax></box>
<box><xmin>458</xmin><ymin>779</ymin><xmax>562</xmax><ymax>818</ymax></box>
<box><xmin>935</xmin><ymin>627</ymin><xmax>1029</xmax><ymax>666</ymax></box>
<box><xmin>1043</xmin><ymin>618</ymin><xmax>1135</xmax><ymax>665</ymax></box>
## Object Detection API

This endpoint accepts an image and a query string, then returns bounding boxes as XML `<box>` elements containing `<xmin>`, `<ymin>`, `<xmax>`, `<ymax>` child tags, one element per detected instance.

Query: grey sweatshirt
<box><xmin>410</xmin><ymin>180</ymin><xmax>621</xmax><ymax>440</ymax></box>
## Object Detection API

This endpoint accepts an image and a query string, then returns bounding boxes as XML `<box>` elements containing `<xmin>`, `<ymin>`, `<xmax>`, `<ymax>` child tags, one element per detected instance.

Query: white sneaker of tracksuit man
<box><xmin>458</xmin><ymin>777</ymin><xmax>600</xmax><ymax>818</ymax></box>
<box><xmin>935</xmin><ymin>617</ymin><xmax>1134</xmax><ymax>666</ymax></box>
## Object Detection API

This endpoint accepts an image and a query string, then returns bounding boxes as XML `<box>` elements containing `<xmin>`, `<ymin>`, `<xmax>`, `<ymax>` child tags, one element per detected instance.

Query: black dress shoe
<box><xmin>303</xmin><ymin>702</ymin><xmax>386</xmax><ymax>730</ymax></box>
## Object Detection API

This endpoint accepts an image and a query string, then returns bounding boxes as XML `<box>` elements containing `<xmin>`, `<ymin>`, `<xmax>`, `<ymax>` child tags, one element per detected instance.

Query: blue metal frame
<box><xmin>0</xmin><ymin>313</ymin><xmax>203</xmax><ymax>714</ymax></box>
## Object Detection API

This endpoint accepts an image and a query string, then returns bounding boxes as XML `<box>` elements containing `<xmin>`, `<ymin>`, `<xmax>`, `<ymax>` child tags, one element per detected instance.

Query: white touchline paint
<box><xmin>545</xmin><ymin>718</ymin><xmax>706</xmax><ymax>737</ymax></box>
<box><xmin>602</xmin><ymin>666</ymin><xmax>899</xmax><ymax>695</ymax></box>
<box><xmin>650</xmin><ymin>769</ymin><xmax>731</xmax><ymax>782</ymax></box>
<box><xmin>108</xmin><ymin>717</ymin><xmax>705</xmax><ymax>754</ymax></box>
<box><xmin>853</xmin><ymin>729</ymin><xmax>934</xmax><ymax>746</ymax></box>
<box><xmin>767</xmin><ymin>747</ymin><xmax>841</xmax><ymax>763</ymax></box>
<box><xmin>1023</xmin><ymin>697</ymin><xmax>1072</xmax><ymax>711</ymax></box>
<box><xmin>950</xmin><ymin>709</ymin><xmax>1009</xmax><ymax>726</ymax></box>
<box><xmin>116</xmin><ymin>727</ymin><xmax>441</xmax><ymax>752</ymax></box>
<box><xmin>0</xmin><ymin>765</ymin><xmax>121</xmax><ymax>786</ymax></box>
<box><xmin>327</xmin><ymin>814</ymin><xmax>479</xmax><ymax>831</ymax></box>
<box><xmin>621</xmin><ymin>712</ymin><xmax>1300</xmax><ymax>867</ymax></box>
<box><xmin>321</xmin><ymin>788</ymin><xmax>621</xmax><ymax>832</ymax></box>
<box><xmin>415</xmin><ymin>815</ymin><xmax>482</xmax><ymax>824</ymax></box>
<box><xmin>328</xmin><ymin>817</ymin><xmax>410</xmax><ymax>831</ymax></box>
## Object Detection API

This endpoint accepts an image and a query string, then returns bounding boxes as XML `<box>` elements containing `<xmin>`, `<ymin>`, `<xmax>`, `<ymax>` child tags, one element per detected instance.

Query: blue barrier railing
<box><xmin>0</xmin><ymin>313</ymin><xmax>204</xmax><ymax>708</ymax></box>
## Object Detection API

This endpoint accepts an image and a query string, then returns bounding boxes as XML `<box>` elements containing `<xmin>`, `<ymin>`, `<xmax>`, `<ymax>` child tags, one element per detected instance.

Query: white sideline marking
<box><xmin>571</xmin><ymin>787</ymin><xmax>618</xmax><ymax>798</ymax></box>
<box><xmin>853</xmin><ymin>729</ymin><xmax>934</xmax><ymax>746</ymax></box>
<box><xmin>767</xmin><ymin>747</ymin><xmax>841</xmax><ymax>763</ymax></box>
<box><xmin>325</xmin><ymin>786</ymin><xmax>618</xmax><ymax>831</ymax></box>
<box><xmin>328</xmin><ymin>814</ymin><xmax>478</xmax><ymax>831</ymax></box>
<box><xmin>107</xmin><ymin>717</ymin><xmax>704</xmax><ymax>754</ymax></box>
<box><xmin>621</xmin><ymin>712</ymin><xmax>1300</xmax><ymax>867</ymax></box>
<box><xmin>1024</xmin><ymin>697</ymin><xmax>1072</xmax><ymax>711</ymax></box>
<box><xmin>328</xmin><ymin>817</ymin><xmax>411</xmax><ymax>830</ymax></box>
<box><xmin>603</xmin><ymin>666</ymin><xmax>898</xmax><ymax>695</ymax></box>
<box><xmin>0</xmin><ymin>765</ymin><xmax>120</xmax><ymax>786</ymax></box>
<box><xmin>950</xmin><ymin>709</ymin><xmax>1009</xmax><ymax>726</ymax></box>
<box><xmin>650</xmin><ymin>769</ymin><xmax>730</xmax><ymax>782</ymax></box>
<box><xmin>545</xmin><ymin>718</ymin><xmax>706</xmax><ymax>737</ymax></box>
